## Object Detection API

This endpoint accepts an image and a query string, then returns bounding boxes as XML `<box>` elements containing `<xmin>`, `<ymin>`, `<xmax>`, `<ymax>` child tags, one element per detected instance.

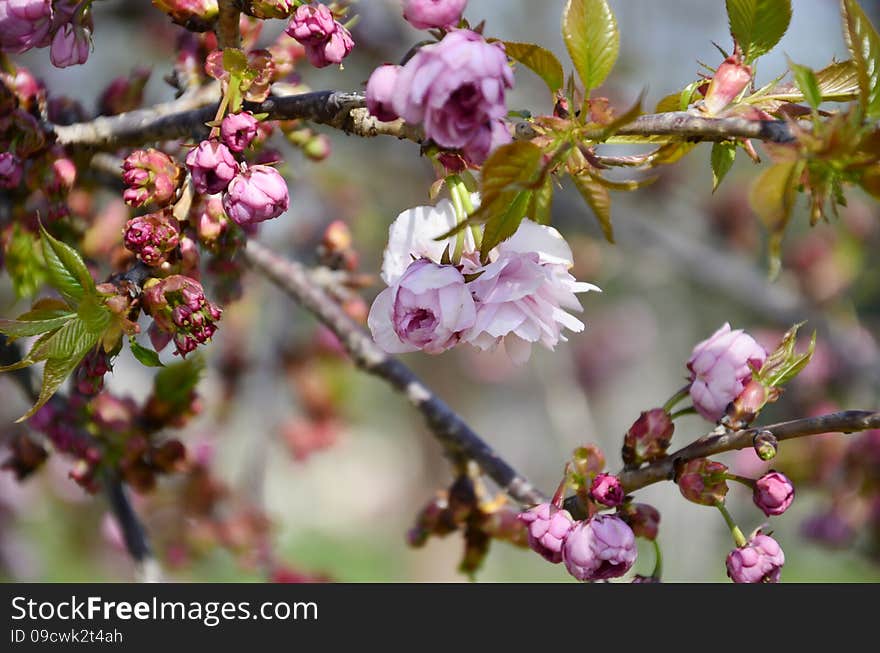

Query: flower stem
<box><xmin>724</xmin><ymin>473</ymin><xmax>757</xmax><ymax>489</ymax></box>
<box><xmin>651</xmin><ymin>539</ymin><xmax>663</xmax><ymax>579</ymax></box>
<box><xmin>669</xmin><ymin>406</ymin><xmax>697</xmax><ymax>420</ymax></box>
<box><xmin>662</xmin><ymin>384</ymin><xmax>691</xmax><ymax>413</ymax></box>
<box><xmin>716</xmin><ymin>502</ymin><xmax>747</xmax><ymax>548</ymax></box>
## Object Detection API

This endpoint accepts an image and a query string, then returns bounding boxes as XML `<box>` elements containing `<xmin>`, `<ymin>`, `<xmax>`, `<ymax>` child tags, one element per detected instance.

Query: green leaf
<box><xmin>841</xmin><ymin>0</ymin><xmax>880</xmax><ymax>119</ymax></box>
<box><xmin>77</xmin><ymin>295</ymin><xmax>111</xmax><ymax>334</ymax></box>
<box><xmin>572</xmin><ymin>173</ymin><xmax>613</xmax><ymax>242</ymax></box>
<box><xmin>749</xmin><ymin>160</ymin><xmax>803</xmax><ymax>278</ymax></box>
<box><xmin>527</xmin><ymin>178</ymin><xmax>554</xmax><ymax>225</ymax></box>
<box><xmin>39</xmin><ymin>225</ymin><xmax>94</xmax><ymax>303</ymax></box>
<box><xmin>4</xmin><ymin>225</ymin><xmax>46</xmax><ymax>299</ymax></box>
<box><xmin>129</xmin><ymin>338</ymin><xmax>164</xmax><ymax>368</ymax></box>
<box><xmin>17</xmin><ymin>337</ymin><xmax>97</xmax><ymax>422</ymax></box>
<box><xmin>504</xmin><ymin>41</ymin><xmax>565</xmax><ymax>94</ymax></box>
<box><xmin>755</xmin><ymin>323</ymin><xmax>817</xmax><ymax>388</ymax></box>
<box><xmin>480</xmin><ymin>189</ymin><xmax>533</xmax><ymax>260</ymax></box>
<box><xmin>711</xmin><ymin>141</ymin><xmax>737</xmax><ymax>191</ymax></box>
<box><xmin>789</xmin><ymin>61</ymin><xmax>822</xmax><ymax>109</ymax></box>
<box><xmin>562</xmin><ymin>0</ymin><xmax>619</xmax><ymax>93</ymax></box>
<box><xmin>30</xmin><ymin>317</ymin><xmax>92</xmax><ymax>361</ymax></box>
<box><xmin>815</xmin><ymin>60</ymin><xmax>860</xmax><ymax>101</ymax></box>
<box><xmin>153</xmin><ymin>354</ymin><xmax>205</xmax><ymax>412</ymax></box>
<box><xmin>0</xmin><ymin>310</ymin><xmax>76</xmax><ymax>341</ymax></box>
<box><xmin>726</xmin><ymin>0</ymin><xmax>792</xmax><ymax>63</ymax></box>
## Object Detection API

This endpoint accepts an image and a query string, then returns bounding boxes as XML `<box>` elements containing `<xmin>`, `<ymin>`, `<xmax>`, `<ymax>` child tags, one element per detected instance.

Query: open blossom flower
<box><xmin>403</xmin><ymin>0</ymin><xmax>467</xmax><ymax>30</ymax></box>
<box><xmin>392</xmin><ymin>29</ymin><xmax>513</xmax><ymax>157</ymax></box>
<box><xmin>368</xmin><ymin>259</ymin><xmax>476</xmax><ymax>355</ymax></box>
<box><xmin>517</xmin><ymin>503</ymin><xmax>574</xmax><ymax>564</ymax></box>
<box><xmin>726</xmin><ymin>532</ymin><xmax>784</xmax><ymax>583</ymax></box>
<box><xmin>562</xmin><ymin>515</ymin><xmax>637</xmax><ymax>581</ymax></box>
<box><xmin>222</xmin><ymin>164</ymin><xmax>289</xmax><ymax>225</ymax></box>
<box><xmin>753</xmin><ymin>471</ymin><xmax>794</xmax><ymax>516</ymax></box>
<box><xmin>464</xmin><ymin>220</ymin><xmax>600</xmax><ymax>364</ymax></box>
<box><xmin>687</xmin><ymin>323</ymin><xmax>767</xmax><ymax>422</ymax></box>
<box><xmin>185</xmin><ymin>139</ymin><xmax>238</xmax><ymax>195</ymax></box>
<box><xmin>365</xmin><ymin>64</ymin><xmax>401</xmax><ymax>122</ymax></box>
<box><xmin>0</xmin><ymin>0</ymin><xmax>53</xmax><ymax>54</ymax></box>
<box><xmin>285</xmin><ymin>3</ymin><xmax>354</xmax><ymax>68</ymax></box>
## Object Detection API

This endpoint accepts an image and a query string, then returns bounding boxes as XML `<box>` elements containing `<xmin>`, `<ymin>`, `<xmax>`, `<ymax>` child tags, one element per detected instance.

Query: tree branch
<box><xmin>615</xmin><ymin>111</ymin><xmax>796</xmax><ymax>143</ymax></box>
<box><xmin>241</xmin><ymin>240</ymin><xmax>546</xmax><ymax>506</ymax></box>
<box><xmin>617</xmin><ymin>410</ymin><xmax>880</xmax><ymax>492</ymax></box>
<box><xmin>104</xmin><ymin>470</ymin><xmax>161</xmax><ymax>582</ymax></box>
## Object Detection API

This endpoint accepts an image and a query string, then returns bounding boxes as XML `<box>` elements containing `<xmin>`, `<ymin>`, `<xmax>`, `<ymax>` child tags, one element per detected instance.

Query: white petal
<box><xmin>500</xmin><ymin>219</ymin><xmax>574</xmax><ymax>267</ymax></box>
<box><xmin>503</xmin><ymin>334</ymin><xmax>533</xmax><ymax>365</ymax></box>
<box><xmin>367</xmin><ymin>287</ymin><xmax>418</xmax><ymax>354</ymax></box>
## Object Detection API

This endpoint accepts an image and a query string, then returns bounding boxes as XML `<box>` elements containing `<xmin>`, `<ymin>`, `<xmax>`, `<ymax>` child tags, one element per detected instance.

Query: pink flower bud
<box><xmin>677</xmin><ymin>458</ymin><xmax>729</xmax><ymax>506</ymax></box>
<box><xmin>366</xmin><ymin>64</ymin><xmax>401</xmax><ymax>122</ymax></box>
<box><xmin>0</xmin><ymin>0</ymin><xmax>53</xmax><ymax>54</ymax></box>
<box><xmin>727</xmin><ymin>378</ymin><xmax>776</xmax><ymax>427</ymax></box>
<box><xmin>622</xmin><ymin>408</ymin><xmax>674</xmax><ymax>465</ymax></box>
<box><xmin>517</xmin><ymin>503</ymin><xmax>575</xmax><ymax>563</ymax></box>
<box><xmin>726</xmin><ymin>532</ymin><xmax>784</xmax><ymax>583</ymax></box>
<box><xmin>617</xmin><ymin>502</ymin><xmax>660</xmax><ymax>541</ymax></box>
<box><xmin>151</xmin><ymin>0</ymin><xmax>218</xmax><ymax>30</ymax></box>
<box><xmin>220</xmin><ymin>111</ymin><xmax>259</xmax><ymax>153</ymax></box>
<box><xmin>753</xmin><ymin>471</ymin><xmax>794</xmax><ymax>516</ymax></box>
<box><xmin>403</xmin><ymin>0</ymin><xmax>467</xmax><ymax>30</ymax></box>
<box><xmin>142</xmin><ymin>275</ymin><xmax>221</xmax><ymax>357</ymax></box>
<box><xmin>49</xmin><ymin>19</ymin><xmax>91</xmax><ymax>68</ymax></box>
<box><xmin>122</xmin><ymin>148</ymin><xmax>182</xmax><ymax>208</ymax></box>
<box><xmin>222</xmin><ymin>164</ymin><xmax>289</xmax><ymax>225</ymax></box>
<box><xmin>99</xmin><ymin>67</ymin><xmax>150</xmax><ymax>115</ymax></box>
<box><xmin>302</xmin><ymin>133</ymin><xmax>331</xmax><ymax>161</ymax></box>
<box><xmin>123</xmin><ymin>210</ymin><xmax>180</xmax><ymax>266</ymax></box>
<box><xmin>589</xmin><ymin>472</ymin><xmax>625</xmax><ymax>507</ymax></box>
<box><xmin>185</xmin><ymin>139</ymin><xmax>238</xmax><ymax>195</ymax></box>
<box><xmin>285</xmin><ymin>3</ymin><xmax>354</xmax><ymax>68</ymax></box>
<box><xmin>687</xmin><ymin>323</ymin><xmax>767</xmax><ymax>422</ymax></box>
<box><xmin>0</xmin><ymin>152</ymin><xmax>23</xmax><ymax>189</ymax></box>
<box><xmin>562</xmin><ymin>515</ymin><xmax>637</xmax><ymax>581</ymax></box>
<box><xmin>703</xmin><ymin>56</ymin><xmax>753</xmax><ymax>116</ymax></box>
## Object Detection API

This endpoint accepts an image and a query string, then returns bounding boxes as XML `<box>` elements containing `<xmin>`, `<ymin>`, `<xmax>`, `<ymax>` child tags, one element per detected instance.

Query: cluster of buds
<box><xmin>123</xmin><ymin>210</ymin><xmax>181</xmax><ymax>266</ymax></box>
<box><xmin>284</xmin><ymin>3</ymin><xmax>354</xmax><ymax>69</ymax></box>
<box><xmin>677</xmin><ymin>458</ymin><xmax>730</xmax><ymax>506</ymax></box>
<box><xmin>0</xmin><ymin>0</ymin><xmax>93</xmax><ymax>68</ymax></box>
<box><xmin>185</xmin><ymin>113</ymin><xmax>289</xmax><ymax>227</ymax></box>
<box><xmin>71</xmin><ymin>347</ymin><xmax>113</xmax><ymax>399</ymax></box>
<box><xmin>122</xmin><ymin>148</ymin><xmax>182</xmax><ymax>208</ymax></box>
<box><xmin>142</xmin><ymin>275</ymin><xmax>222</xmax><ymax>357</ymax></box>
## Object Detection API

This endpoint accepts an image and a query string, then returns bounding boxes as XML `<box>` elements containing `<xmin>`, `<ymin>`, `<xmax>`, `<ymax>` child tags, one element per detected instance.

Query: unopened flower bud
<box><xmin>123</xmin><ymin>210</ymin><xmax>180</xmax><ymax>266</ymax></box>
<box><xmin>753</xmin><ymin>471</ymin><xmax>794</xmax><ymax>516</ymax></box>
<box><xmin>365</xmin><ymin>64</ymin><xmax>401</xmax><ymax>122</ymax></box>
<box><xmin>727</xmin><ymin>378</ymin><xmax>777</xmax><ymax>427</ymax></box>
<box><xmin>99</xmin><ymin>67</ymin><xmax>150</xmax><ymax>115</ymax></box>
<box><xmin>677</xmin><ymin>458</ymin><xmax>729</xmax><ymax>506</ymax></box>
<box><xmin>222</xmin><ymin>164</ymin><xmax>289</xmax><ymax>225</ymax></box>
<box><xmin>702</xmin><ymin>56</ymin><xmax>752</xmax><ymax>116</ymax></box>
<box><xmin>589</xmin><ymin>472</ymin><xmax>625</xmax><ymax>507</ymax></box>
<box><xmin>617</xmin><ymin>502</ymin><xmax>660</xmax><ymax>541</ymax></box>
<box><xmin>562</xmin><ymin>515</ymin><xmax>637</xmax><ymax>581</ymax></box>
<box><xmin>726</xmin><ymin>531</ymin><xmax>784</xmax><ymax>583</ymax></box>
<box><xmin>220</xmin><ymin>111</ymin><xmax>259</xmax><ymax>153</ymax></box>
<box><xmin>622</xmin><ymin>408</ymin><xmax>674</xmax><ymax>465</ymax></box>
<box><xmin>122</xmin><ymin>148</ymin><xmax>182</xmax><ymax>208</ymax></box>
<box><xmin>185</xmin><ymin>139</ymin><xmax>238</xmax><ymax>195</ymax></box>
<box><xmin>0</xmin><ymin>0</ymin><xmax>53</xmax><ymax>54</ymax></box>
<box><xmin>753</xmin><ymin>430</ymin><xmax>778</xmax><ymax>461</ymax></box>
<box><xmin>403</xmin><ymin>0</ymin><xmax>467</xmax><ymax>30</ymax></box>
<box><xmin>517</xmin><ymin>503</ymin><xmax>574</xmax><ymax>563</ymax></box>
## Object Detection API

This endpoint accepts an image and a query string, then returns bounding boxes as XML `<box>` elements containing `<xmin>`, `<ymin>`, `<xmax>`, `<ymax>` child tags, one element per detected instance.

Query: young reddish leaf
<box><xmin>572</xmin><ymin>173</ymin><xmax>613</xmax><ymax>242</ymax></box>
<box><xmin>562</xmin><ymin>0</ymin><xmax>619</xmax><ymax>93</ymax></box>
<box><xmin>841</xmin><ymin>0</ymin><xmax>880</xmax><ymax>119</ymax></box>
<box><xmin>711</xmin><ymin>141</ymin><xmax>737</xmax><ymax>192</ymax></box>
<box><xmin>504</xmin><ymin>41</ymin><xmax>565</xmax><ymax>94</ymax></box>
<box><xmin>726</xmin><ymin>0</ymin><xmax>792</xmax><ymax>63</ymax></box>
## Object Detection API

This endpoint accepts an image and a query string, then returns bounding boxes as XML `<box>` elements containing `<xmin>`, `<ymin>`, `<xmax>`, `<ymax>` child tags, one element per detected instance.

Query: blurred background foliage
<box><xmin>1</xmin><ymin>0</ymin><xmax>879</xmax><ymax>582</ymax></box>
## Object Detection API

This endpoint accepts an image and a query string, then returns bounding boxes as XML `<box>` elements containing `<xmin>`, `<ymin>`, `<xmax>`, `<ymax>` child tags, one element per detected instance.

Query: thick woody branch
<box><xmin>104</xmin><ymin>471</ymin><xmax>161</xmax><ymax>582</ymax></box>
<box><xmin>216</xmin><ymin>0</ymin><xmax>242</xmax><ymax>50</ymax></box>
<box><xmin>615</xmin><ymin>111</ymin><xmax>796</xmax><ymax>143</ymax></box>
<box><xmin>241</xmin><ymin>240</ymin><xmax>546</xmax><ymax>506</ymax></box>
<box><xmin>617</xmin><ymin>410</ymin><xmax>880</xmax><ymax>492</ymax></box>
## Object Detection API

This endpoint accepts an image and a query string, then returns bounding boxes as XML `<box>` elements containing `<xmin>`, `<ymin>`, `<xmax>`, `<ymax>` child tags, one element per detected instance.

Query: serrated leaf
<box><xmin>527</xmin><ymin>178</ymin><xmax>554</xmax><ymax>225</ymax></box>
<box><xmin>726</xmin><ymin>0</ymin><xmax>792</xmax><ymax>63</ymax></box>
<box><xmin>749</xmin><ymin>160</ymin><xmax>803</xmax><ymax>278</ymax></box>
<box><xmin>504</xmin><ymin>41</ymin><xmax>565</xmax><ymax>94</ymax></box>
<box><xmin>711</xmin><ymin>141</ymin><xmax>737</xmax><ymax>191</ymax></box>
<box><xmin>654</xmin><ymin>92</ymin><xmax>681</xmax><ymax>114</ymax></box>
<box><xmin>16</xmin><ymin>337</ymin><xmax>97</xmax><ymax>422</ymax></box>
<box><xmin>129</xmin><ymin>338</ymin><xmax>164</xmax><ymax>368</ymax></box>
<box><xmin>4</xmin><ymin>224</ymin><xmax>46</xmax><ymax>298</ymax></box>
<box><xmin>30</xmin><ymin>317</ymin><xmax>91</xmax><ymax>361</ymax></box>
<box><xmin>572</xmin><ymin>173</ymin><xmax>613</xmax><ymax>242</ymax></box>
<box><xmin>789</xmin><ymin>61</ymin><xmax>822</xmax><ymax>109</ymax></box>
<box><xmin>841</xmin><ymin>0</ymin><xmax>880</xmax><ymax>119</ymax></box>
<box><xmin>815</xmin><ymin>59</ymin><xmax>860</xmax><ymax>100</ymax></box>
<box><xmin>39</xmin><ymin>225</ymin><xmax>94</xmax><ymax>303</ymax></box>
<box><xmin>77</xmin><ymin>295</ymin><xmax>111</xmax><ymax>334</ymax></box>
<box><xmin>153</xmin><ymin>354</ymin><xmax>204</xmax><ymax>412</ymax></box>
<box><xmin>562</xmin><ymin>0</ymin><xmax>619</xmax><ymax>93</ymax></box>
<box><xmin>480</xmin><ymin>189</ymin><xmax>533</xmax><ymax>260</ymax></box>
<box><xmin>0</xmin><ymin>309</ymin><xmax>76</xmax><ymax>341</ymax></box>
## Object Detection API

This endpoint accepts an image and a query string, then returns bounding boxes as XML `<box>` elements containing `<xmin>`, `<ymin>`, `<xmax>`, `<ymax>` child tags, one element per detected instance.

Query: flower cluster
<box><xmin>184</xmin><ymin>113</ymin><xmax>289</xmax><ymax>227</ymax></box>
<box><xmin>284</xmin><ymin>3</ymin><xmax>353</xmax><ymax>68</ymax></box>
<box><xmin>123</xmin><ymin>209</ymin><xmax>181</xmax><ymax>267</ymax></box>
<box><xmin>365</xmin><ymin>28</ymin><xmax>513</xmax><ymax>164</ymax></box>
<box><xmin>367</xmin><ymin>200</ymin><xmax>599</xmax><ymax>363</ymax></box>
<box><xmin>142</xmin><ymin>275</ymin><xmax>222</xmax><ymax>357</ymax></box>
<box><xmin>122</xmin><ymin>148</ymin><xmax>182</xmax><ymax>208</ymax></box>
<box><xmin>0</xmin><ymin>0</ymin><xmax>93</xmax><ymax>67</ymax></box>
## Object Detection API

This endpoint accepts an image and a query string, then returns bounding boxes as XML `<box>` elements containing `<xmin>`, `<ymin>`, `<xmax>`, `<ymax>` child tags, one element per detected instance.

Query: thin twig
<box><xmin>617</xmin><ymin>410</ymin><xmax>880</xmax><ymax>492</ymax></box>
<box><xmin>241</xmin><ymin>240</ymin><xmax>546</xmax><ymax>506</ymax></box>
<box><xmin>104</xmin><ymin>470</ymin><xmax>162</xmax><ymax>582</ymax></box>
